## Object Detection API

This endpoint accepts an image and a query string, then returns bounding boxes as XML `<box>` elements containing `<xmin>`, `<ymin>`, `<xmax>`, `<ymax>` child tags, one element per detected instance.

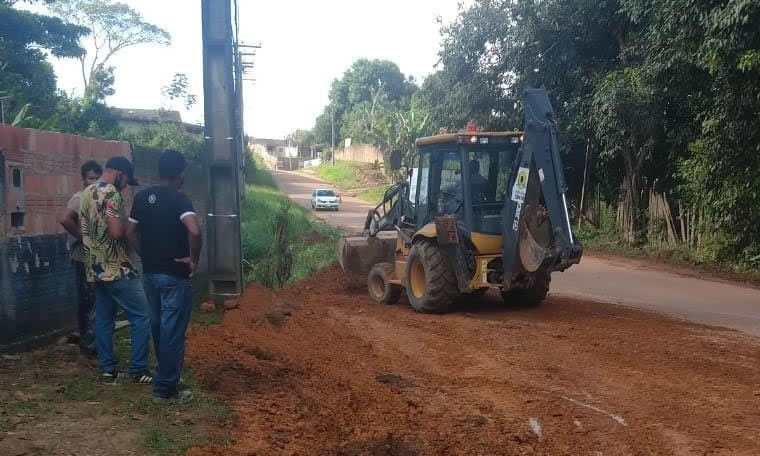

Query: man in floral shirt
<box><xmin>80</xmin><ymin>156</ymin><xmax>152</xmax><ymax>384</ymax></box>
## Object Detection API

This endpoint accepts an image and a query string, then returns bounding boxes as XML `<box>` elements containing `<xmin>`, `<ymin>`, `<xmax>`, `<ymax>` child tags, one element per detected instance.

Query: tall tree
<box><xmin>162</xmin><ymin>72</ymin><xmax>197</xmax><ymax>110</ymax></box>
<box><xmin>0</xmin><ymin>0</ymin><xmax>86</xmax><ymax>122</ymax></box>
<box><xmin>313</xmin><ymin>59</ymin><xmax>416</xmax><ymax>145</ymax></box>
<box><xmin>48</xmin><ymin>0</ymin><xmax>170</xmax><ymax>97</ymax></box>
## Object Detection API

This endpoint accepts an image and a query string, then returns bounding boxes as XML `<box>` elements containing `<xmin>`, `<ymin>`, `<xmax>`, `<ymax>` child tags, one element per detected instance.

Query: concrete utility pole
<box><xmin>331</xmin><ymin>108</ymin><xmax>335</xmax><ymax>166</ymax></box>
<box><xmin>201</xmin><ymin>0</ymin><xmax>243</xmax><ymax>300</ymax></box>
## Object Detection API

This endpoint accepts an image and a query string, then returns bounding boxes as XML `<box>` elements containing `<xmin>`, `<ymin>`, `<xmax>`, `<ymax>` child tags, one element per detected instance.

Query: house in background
<box><xmin>249</xmin><ymin>138</ymin><xmax>298</xmax><ymax>158</ymax></box>
<box><xmin>112</xmin><ymin>108</ymin><xmax>204</xmax><ymax>136</ymax></box>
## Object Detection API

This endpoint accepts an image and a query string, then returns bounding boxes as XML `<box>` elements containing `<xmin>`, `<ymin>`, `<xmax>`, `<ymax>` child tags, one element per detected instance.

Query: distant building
<box><xmin>249</xmin><ymin>138</ymin><xmax>298</xmax><ymax>158</ymax></box>
<box><xmin>112</xmin><ymin>108</ymin><xmax>204</xmax><ymax>136</ymax></box>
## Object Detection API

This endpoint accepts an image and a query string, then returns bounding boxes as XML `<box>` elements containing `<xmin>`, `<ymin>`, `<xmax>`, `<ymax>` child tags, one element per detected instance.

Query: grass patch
<box><xmin>311</xmin><ymin>160</ymin><xmax>388</xmax><ymax>192</ymax></box>
<box><xmin>357</xmin><ymin>184</ymin><xmax>391</xmax><ymax>205</ymax></box>
<box><xmin>312</xmin><ymin>161</ymin><xmax>365</xmax><ymax>189</ymax></box>
<box><xmin>0</xmin><ymin>330</ymin><xmax>233</xmax><ymax>455</ymax></box>
<box><xmin>241</xmin><ymin>185</ymin><xmax>340</xmax><ymax>287</ymax></box>
<box><xmin>246</xmin><ymin>152</ymin><xmax>278</xmax><ymax>189</ymax></box>
<box><xmin>3</xmin><ymin>392</ymin><xmax>54</xmax><ymax>418</ymax></box>
<box><xmin>191</xmin><ymin>304</ymin><xmax>225</xmax><ymax>327</ymax></box>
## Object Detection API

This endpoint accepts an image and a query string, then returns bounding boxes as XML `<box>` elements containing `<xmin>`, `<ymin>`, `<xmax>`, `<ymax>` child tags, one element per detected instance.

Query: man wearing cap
<box><xmin>80</xmin><ymin>156</ymin><xmax>152</xmax><ymax>384</ymax></box>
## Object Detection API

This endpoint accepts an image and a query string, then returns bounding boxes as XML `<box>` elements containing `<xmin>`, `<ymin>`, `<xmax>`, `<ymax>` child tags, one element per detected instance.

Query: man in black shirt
<box><xmin>129</xmin><ymin>149</ymin><xmax>202</xmax><ymax>404</ymax></box>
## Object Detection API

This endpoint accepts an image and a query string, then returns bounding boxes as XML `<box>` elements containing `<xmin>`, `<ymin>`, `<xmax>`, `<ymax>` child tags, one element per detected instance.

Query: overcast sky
<box><xmin>41</xmin><ymin>0</ymin><xmax>466</xmax><ymax>139</ymax></box>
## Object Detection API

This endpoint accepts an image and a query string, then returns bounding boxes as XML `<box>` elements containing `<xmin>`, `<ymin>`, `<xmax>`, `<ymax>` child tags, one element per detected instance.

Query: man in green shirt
<box><xmin>59</xmin><ymin>160</ymin><xmax>102</xmax><ymax>359</ymax></box>
<box><xmin>80</xmin><ymin>156</ymin><xmax>152</xmax><ymax>384</ymax></box>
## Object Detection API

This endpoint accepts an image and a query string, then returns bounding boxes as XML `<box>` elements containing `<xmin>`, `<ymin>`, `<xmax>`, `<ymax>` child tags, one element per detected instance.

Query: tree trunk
<box><xmin>578</xmin><ymin>138</ymin><xmax>591</xmax><ymax>230</ymax></box>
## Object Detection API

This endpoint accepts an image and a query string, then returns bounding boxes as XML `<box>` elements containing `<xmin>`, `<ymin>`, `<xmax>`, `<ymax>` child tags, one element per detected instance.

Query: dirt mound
<box><xmin>187</xmin><ymin>264</ymin><xmax>760</xmax><ymax>455</ymax></box>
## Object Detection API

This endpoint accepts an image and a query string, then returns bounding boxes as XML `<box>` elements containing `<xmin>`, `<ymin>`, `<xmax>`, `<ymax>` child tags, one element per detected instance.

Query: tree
<box><xmin>286</xmin><ymin>129</ymin><xmax>315</xmax><ymax>156</ymax></box>
<box><xmin>313</xmin><ymin>59</ymin><xmax>417</xmax><ymax>145</ymax></box>
<box><xmin>120</xmin><ymin>122</ymin><xmax>204</xmax><ymax>163</ymax></box>
<box><xmin>48</xmin><ymin>0</ymin><xmax>170</xmax><ymax>96</ymax></box>
<box><xmin>0</xmin><ymin>0</ymin><xmax>86</xmax><ymax>122</ymax></box>
<box><xmin>592</xmin><ymin>68</ymin><xmax>664</xmax><ymax>242</ymax></box>
<box><xmin>162</xmin><ymin>72</ymin><xmax>197</xmax><ymax>110</ymax></box>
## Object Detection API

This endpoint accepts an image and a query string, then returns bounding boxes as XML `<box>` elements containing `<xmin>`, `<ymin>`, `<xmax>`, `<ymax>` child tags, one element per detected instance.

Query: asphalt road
<box><xmin>274</xmin><ymin>169</ymin><xmax>760</xmax><ymax>335</ymax></box>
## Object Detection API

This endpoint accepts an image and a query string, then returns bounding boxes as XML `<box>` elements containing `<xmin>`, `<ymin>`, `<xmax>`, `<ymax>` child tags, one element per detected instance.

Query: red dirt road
<box><xmin>187</xmin><ymin>265</ymin><xmax>760</xmax><ymax>455</ymax></box>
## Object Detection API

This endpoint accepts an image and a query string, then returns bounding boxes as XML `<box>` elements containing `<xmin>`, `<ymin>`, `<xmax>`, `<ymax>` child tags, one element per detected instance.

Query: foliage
<box><xmin>39</xmin><ymin>93</ymin><xmax>120</xmax><ymax>138</ymax></box>
<box><xmin>0</xmin><ymin>0</ymin><xmax>86</xmax><ymax>123</ymax></box>
<box><xmin>312</xmin><ymin>59</ymin><xmax>417</xmax><ymax>146</ymax></box>
<box><xmin>409</xmin><ymin>0</ymin><xmax>760</xmax><ymax>267</ymax></box>
<box><xmin>245</xmin><ymin>150</ymin><xmax>277</xmax><ymax>188</ymax></box>
<box><xmin>119</xmin><ymin>121</ymin><xmax>204</xmax><ymax>163</ymax></box>
<box><xmin>48</xmin><ymin>0</ymin><xmax>171</xmax><ymax>95</ymax></box>
<box><xmin>241</xmin><ymin>185</ymin><xmax>339</xmax><ymax>288</ymax></box>
<box><xmin>162</xmin><ymin>72</ymin><xmax>197</xmax><ymax>110</ymax></box>
<box><xmin>286</xmin><ymin>128</ymin><xmax>315</xmax><ymax>155</ymax></box>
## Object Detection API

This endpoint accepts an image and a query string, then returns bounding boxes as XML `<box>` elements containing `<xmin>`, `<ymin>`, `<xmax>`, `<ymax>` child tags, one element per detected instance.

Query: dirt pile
<box><xmin>187</xmin><ymin>264</ymin><xmax>760</xmax><ymax>455</ymax></box>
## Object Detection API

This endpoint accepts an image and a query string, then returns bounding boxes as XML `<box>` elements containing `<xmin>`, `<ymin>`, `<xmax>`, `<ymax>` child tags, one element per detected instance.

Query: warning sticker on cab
<box><xmin>511</xmin><ymin>167</ymin><xmax>530</xmax><ymax>203</ymax></box>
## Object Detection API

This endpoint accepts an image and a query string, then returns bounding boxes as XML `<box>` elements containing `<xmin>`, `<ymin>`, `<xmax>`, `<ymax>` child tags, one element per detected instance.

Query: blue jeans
<box><xmin>94</xmin><ymin>278</ymin><xmax>151</xmax><ymax>376</ymax></box>
<box><xmin>142</xmin><ymin>273</ymin><xmax>193</xmax><ymax>398</ymax></box>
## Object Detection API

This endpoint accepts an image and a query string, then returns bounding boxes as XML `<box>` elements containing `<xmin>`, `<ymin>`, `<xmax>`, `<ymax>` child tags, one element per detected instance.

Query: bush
<box><xmin>241</xmin><ymin>185</ymin><xmax>339</xmax><ymax>287</ymax></box>
<box><xmin>245</xmin><ymin>151</ymin><xmax>277</xmax><ymax>189</ymax></box>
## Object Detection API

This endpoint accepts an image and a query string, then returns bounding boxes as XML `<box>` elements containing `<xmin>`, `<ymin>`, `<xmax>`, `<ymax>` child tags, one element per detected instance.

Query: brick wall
<box><xmin>0</xmin><ymin>126</ymin><xmax>208</xmax><ymax>350</ymax></box>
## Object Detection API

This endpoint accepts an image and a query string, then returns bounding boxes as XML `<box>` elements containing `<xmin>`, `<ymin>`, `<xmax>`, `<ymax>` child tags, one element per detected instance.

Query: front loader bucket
<box><xmin>337</xmin><ymin>231</ymin><xmax>397</xmax><ymax>275</ymax></box>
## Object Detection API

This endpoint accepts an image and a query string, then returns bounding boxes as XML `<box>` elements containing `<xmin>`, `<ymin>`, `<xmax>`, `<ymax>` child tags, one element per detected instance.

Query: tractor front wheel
<box><xmin>368</xmin><ymin>263</ymin><xmax>402</xmax><ymax>304</ymax></box>
<box><xmin>405</xmin><ymin>239</ymin><xmax>459</xmax><ymax>313</ymax></box>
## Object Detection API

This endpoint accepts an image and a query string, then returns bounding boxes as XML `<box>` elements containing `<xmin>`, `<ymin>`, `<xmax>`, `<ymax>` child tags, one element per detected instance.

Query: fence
<box><xmin>335</xmin><ymin>144</ymin><xmax>383</xmax><ymax>164</ymax></box>
<box><xmin>0</xmin><ymin>126</ymin><xmax>208</xmax><ymax>351</ymax></box>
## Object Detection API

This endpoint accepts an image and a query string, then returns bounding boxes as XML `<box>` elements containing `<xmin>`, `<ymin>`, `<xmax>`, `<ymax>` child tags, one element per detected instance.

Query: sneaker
<box><xmin>152</xmin><ymin>389</ymin><xmax>193</xmax><ymax>405</ymax></box>
<box><xmin>101</xmin><ymin>371</ymin><xmax>121</xmax><ymax>383</ymax></box>
<box><xmin>131</xmin><ymin>371</ymin><xmax>154</xmax><ymax>384</ymax></box>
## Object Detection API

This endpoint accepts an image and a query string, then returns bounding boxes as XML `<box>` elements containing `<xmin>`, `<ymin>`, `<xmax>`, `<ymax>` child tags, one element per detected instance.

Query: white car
<box><xmin>311</xmin><ymin>188</ymin><xmax>340</xmax><ymax>211</ymax></box>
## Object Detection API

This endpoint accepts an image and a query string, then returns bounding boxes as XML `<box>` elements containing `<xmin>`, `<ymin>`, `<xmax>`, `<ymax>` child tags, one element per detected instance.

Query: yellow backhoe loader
<box><xmin>338</xmin><ymin>88</ymin><xmax>583</xmax><ymax>312</ymax></box>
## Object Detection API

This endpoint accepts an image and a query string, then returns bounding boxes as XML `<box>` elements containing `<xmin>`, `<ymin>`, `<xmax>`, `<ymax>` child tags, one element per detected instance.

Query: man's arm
<box><xmin>105</xmin><ymin>213</ymin><xmax>129</xmax><ymax>239</ymax></box>
<box><xmin>178</xmin><ymin>214</ymin><xmax>202</xmax><ymax>276</ymax></box>
<box><xmin>126</xmin><ymin>219</ymin><xmax>142</xmax><ymax>255</ymax></box>
<box><xmin>59</xmin><ymin>209</ymin><xmax>80</xmax><ymax>239</ymax></box>
<box><xmin>104</xmin><ymin>189</ymin><xmax>128</xmax><ymax>239</ymax></box>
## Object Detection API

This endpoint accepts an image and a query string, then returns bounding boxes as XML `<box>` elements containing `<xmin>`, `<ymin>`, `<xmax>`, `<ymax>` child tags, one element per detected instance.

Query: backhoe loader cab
<box><xmin>338</xmin><ymin>88</ymin><xmax>583</xmax><ymax>313</ymax></box>
<box><xmin>411</xmin><ymin>132</ymin><xmax>523</xmax><ymax>238</ymax></box>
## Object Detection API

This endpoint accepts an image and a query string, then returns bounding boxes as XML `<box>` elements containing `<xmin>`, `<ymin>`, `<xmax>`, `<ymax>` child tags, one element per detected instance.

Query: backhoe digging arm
<box><xmin>501</xmin><ymin>88</ymin><xmax>583</xmax><ymax>289</ymax></box>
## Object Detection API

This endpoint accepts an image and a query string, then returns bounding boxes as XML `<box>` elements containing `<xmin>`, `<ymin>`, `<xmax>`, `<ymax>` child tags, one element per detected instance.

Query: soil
<box><xmin>0</xmin><ymin>345</ymin><xmax>142</xmax><ymax>456</ymax></box>
<box><xmin>186</xmin><ymin>264</ymin><xmax>760</xmax><ymax>455</ymax></box>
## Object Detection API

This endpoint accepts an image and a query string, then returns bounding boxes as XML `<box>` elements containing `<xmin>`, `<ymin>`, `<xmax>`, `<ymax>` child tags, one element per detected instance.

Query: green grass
<box><xmin>246</xmin><ymin>151</ymin><xmax>278</xmax><ymax>189</ymax></box>
<box><xmin>67</xmin><ymin>333</ymin><xmax>231</xmax><ymax>455</ymax></box>
<box><xmin>357</xmin><ymin>184</ymin><xmax>391</xmax><ymax>205</ymax></box>
<box><xmin>311</xmin><ymin>161</ymin><xmax>365</xmax><ymax>189</ymax></box>
<box><xmin>241</xmin><ymin>184</ymin><xmax>340</xmax><ymax>287</ymax></box>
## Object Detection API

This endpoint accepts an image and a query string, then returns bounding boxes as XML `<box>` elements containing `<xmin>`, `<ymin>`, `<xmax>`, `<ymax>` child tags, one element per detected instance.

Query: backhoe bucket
<box><xmin>337</xmin><ymin>231</ymin><xmax>397</xmax><ymax>275</ymax></box>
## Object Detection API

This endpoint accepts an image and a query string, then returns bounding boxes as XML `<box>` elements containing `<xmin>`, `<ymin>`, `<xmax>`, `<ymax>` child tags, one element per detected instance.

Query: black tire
<box><xmin>405</xmin><ymin>239</ymin><xmax>459</xmax><ymax>313</ymax></box>
<box><xmin>368</xmin><ymin>263</ymin><xmax>402</xmax><ymax>304</ymax></box>
<box><xmin>501</xmin><ymin>271</ymin><xmax>551</xmax><ymax>307</ymax></box>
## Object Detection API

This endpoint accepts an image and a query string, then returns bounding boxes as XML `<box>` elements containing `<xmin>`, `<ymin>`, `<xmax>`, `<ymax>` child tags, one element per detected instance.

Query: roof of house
<box><xmin>112</xmin><ymin>108</ymin><xmax>182</xmax><ymax>123</ymax></box>
<box><xmin>251</xmin><ymin>138</ymin><xmax>289</xmax><ymax>147</ymax></box>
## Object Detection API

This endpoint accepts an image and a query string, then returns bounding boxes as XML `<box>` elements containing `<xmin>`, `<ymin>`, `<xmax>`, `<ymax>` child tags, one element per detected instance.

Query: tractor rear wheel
<box><xmin>367</xmin><ymin>263</ymin><xmax>402</xmax><ymax>304</ymax></box>
<box><xmin>501</xmin><ymin>271</ymin><xmax>551</xmax><ymax>307</ymax></box>
<box><xmin>405</xmin><ymin>239</ymin><xmax>459</xmax><ymax>313</ymax></box>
